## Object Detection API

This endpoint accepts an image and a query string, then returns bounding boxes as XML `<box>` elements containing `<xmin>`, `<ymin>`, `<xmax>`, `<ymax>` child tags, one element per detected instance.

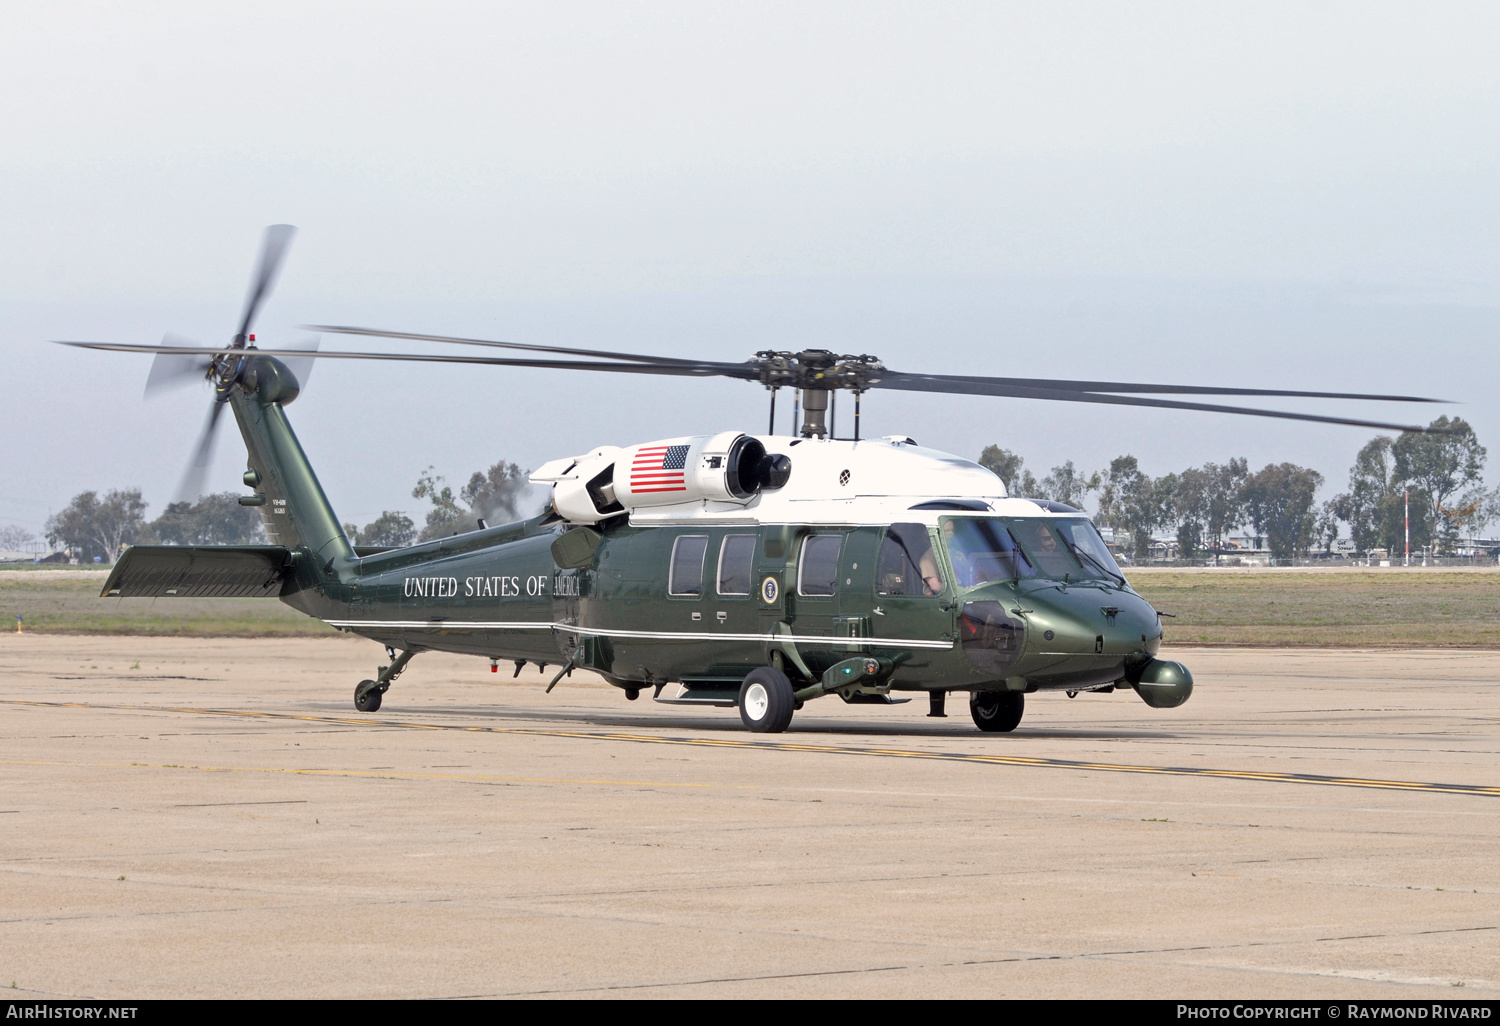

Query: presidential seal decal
<box><xmin>760</xmin><ymin>575</ymin><xmax>779</xmax><ymax>604</ymax></box>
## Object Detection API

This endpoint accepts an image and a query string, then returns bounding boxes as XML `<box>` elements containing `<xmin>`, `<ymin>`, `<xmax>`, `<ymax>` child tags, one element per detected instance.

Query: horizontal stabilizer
<box><xmin>101</xmin><ymin>546</ymin><xmax>292</xmax><ymax>598</ymax></box>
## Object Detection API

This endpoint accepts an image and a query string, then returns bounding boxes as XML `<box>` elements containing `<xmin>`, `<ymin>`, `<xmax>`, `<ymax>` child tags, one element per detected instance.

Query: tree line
<box><xmin>981</xmin><ymin>416</ymin><xmax>1492</xmax><ymax>561</ymax></box>
<box><xmin>38</xmin><ymin>460</ymin><xmax>533</xmax><ymax>564</ymax></box>
<box><xmin>343</xmin><ymin>461</ymin><xmax>528</xmax><ymax>546</ymax></box>
<box><xmin>42</xmin><ymin>491</ymin><xmax>267</xmax><ymax>564</ymax></box>
<box><xmin>33</xmin><ymin>418</ymin><xmax>1492</xmax><ymax>565</ymax></box>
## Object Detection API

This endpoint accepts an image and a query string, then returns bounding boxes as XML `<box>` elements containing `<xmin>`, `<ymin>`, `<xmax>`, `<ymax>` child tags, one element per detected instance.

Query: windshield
<box><xmin>940</xmin><ymin>517</ymin><xmax>1035</xmax><ymax>587</ymax></box>
<box><xmin>941</xmin><ymin>516</ymin><xmax>1124</xmax><ymax>587</ymax></box>
<box><xmin>1054</xmin><ymin>518</ymin><xmax>1126</xmax><ymax>582</ymax></box>
<box><xmin>1007</xmin><ymin>517</ymin><xmax>1124</xmax><ymax>583</ymax></box>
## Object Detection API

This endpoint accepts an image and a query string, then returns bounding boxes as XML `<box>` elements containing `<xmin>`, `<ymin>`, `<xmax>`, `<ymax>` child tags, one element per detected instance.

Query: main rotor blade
<box><xmin>309</xmin><ymin>329</ymin><xmax>1448</xmax><ymax>404</ymax></box>
<box><xmin>901</xmin><ymin>370</ymin><xmax>1446</xmax><ymax>404</ymax></box>
<box><xmin>305</xmin><ymin>324</ymin><xmax>712</xmax><ymax>367</ymax></box>
<box><xmin>143</xmin><ymin>333</ymin><xmax>213</xmax><ymax>399</ymax></box>
<box><xmin>237</xmin><ymin>224</ymin><xmax>297</xmax><ymax>342</ymax></box>
<box><xmin>175</xmin><ymin>400</ymin><xmax>227</xmax><ymax>504</ymax></box>
<box><xmin>59</xmin><ymin>339</ymin><xmax>1450</xmax><ymax>433</ymax></box>
<box><xmin>55</xmin><ymin>340</ymin><xmax>760</xmax><ymax>379</ymax></box>
<box><xmin>875</xmin><ymin>371</ymin><xmax>1449</xmax><ymax>434</ymax></box>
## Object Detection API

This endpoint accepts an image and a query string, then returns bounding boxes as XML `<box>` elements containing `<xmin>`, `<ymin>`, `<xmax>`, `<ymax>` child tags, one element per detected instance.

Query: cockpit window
<box><xmin>938</xmin><ymin>516</ymin><xmax>1124</xmax><ymax>587</ymax></box>
<box><xmin>940</xmin><ymin>517</ymin><xmax>1034</xmax><ymax>587</ymax></box>
<box><xmin>1053</xmin><ymin>518</ymin><xmax>1125</xmax><ymax>582</ymax></box>
<box><xmin>877</xmin><ymin>523</ymin><xmax>944</xmax><ymax>596</ymax></box>
<box><xmin>1007</xmin><ymin>517</ymin><xmax>1124</xmax><ymax>583</ymax></box>
<box><xmin>1003</xmin><ymin>519</ymin><xmax>1077</xmax><ymax>579</ymax></box>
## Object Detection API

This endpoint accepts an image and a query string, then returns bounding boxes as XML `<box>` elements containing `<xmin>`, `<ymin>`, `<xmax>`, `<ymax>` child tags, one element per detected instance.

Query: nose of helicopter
<box><xmin>960</xmin><ymin>584</ymin><xmax>1163</xmax><ymax>690</ymax></box>
<box><xmin>1038</xmin><ymin>586</ymin><xmax>1160</xmax><ymax>657</ymax></box>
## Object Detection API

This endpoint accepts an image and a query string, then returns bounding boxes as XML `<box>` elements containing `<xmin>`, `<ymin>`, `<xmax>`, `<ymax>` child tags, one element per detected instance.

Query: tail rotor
<box><xmin>146</xmin><ymin>224</ymin><xmax>302</xmax><ymax>503</ymax></box>
<box><xmin>143</xmin><ymin>332</ymin><xmax>215</xmax><ymax>400</ymax></box>
<box><xmin>174</xmin><ymin>400</ymin><xmax>229</xmax><ymax>504</ymax></box>
<box><xmin>237</xmin><ymin>224</ymin><xmax>297</xmax><ymax>344</ymax></box>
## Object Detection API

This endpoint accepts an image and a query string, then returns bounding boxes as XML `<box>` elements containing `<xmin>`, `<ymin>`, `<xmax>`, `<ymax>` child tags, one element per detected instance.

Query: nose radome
<box><xmin>1028</xmin><ymin>604</ymin><xmax>1101</xmax><ymax>653</ymax></box>
<box><xmin>1043</xmin><ymin>593</ymin><xmax>1157</xmax><ymax>654</ymax></box>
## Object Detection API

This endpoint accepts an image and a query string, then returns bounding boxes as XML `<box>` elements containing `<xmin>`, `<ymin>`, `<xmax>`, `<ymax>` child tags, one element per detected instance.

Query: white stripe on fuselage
<box><xmin>322</xmin><ymin>619</ymin><xmax>954</xmax><ymax>650</ymax></box>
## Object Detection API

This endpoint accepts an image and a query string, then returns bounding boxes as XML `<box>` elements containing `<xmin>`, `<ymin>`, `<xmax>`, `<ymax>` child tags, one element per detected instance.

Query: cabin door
<box><xmin>782</xmin><ymin>528</ymin><xmax>860</xmax><ymax>676</ymax></box>
<box><xmin>870</xmin><ymin>522</ymin><xmax>956</xmax><ymax>677</ymax></box>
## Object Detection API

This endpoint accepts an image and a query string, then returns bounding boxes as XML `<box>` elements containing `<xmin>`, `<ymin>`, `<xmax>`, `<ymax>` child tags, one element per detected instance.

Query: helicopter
<box><xmin>61</xmin><ymin>226</ymin><xmax>1451</xmax><ymax>734</ymax></box>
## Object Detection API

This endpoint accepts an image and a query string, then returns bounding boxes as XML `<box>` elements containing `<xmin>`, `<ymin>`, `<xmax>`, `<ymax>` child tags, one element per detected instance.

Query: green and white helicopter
<box><xmin>62</xmin><ymin>227</ymin><xmax>1448</xmax><ymax>733</ymax></box>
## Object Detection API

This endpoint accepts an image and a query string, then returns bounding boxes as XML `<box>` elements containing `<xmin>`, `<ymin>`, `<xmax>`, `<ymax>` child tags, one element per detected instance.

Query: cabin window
<box><xmin>877</xmin><ymin>523</ymin><xmax>944</xmax><ymax>596</ymax></box>
<box><xmin>798</xmin><ymin>534</ymin><xmax>843</xmax><ymax>596</ymax></box>
<box><xmin>717</xmin><ymin>534</ymin><xmax>756</xmax><ymax>595</ymax></box>
<box><xmin>668</xmin><ymin>535</ymin><xmax>709</xmax><ymax>596</ymax></box>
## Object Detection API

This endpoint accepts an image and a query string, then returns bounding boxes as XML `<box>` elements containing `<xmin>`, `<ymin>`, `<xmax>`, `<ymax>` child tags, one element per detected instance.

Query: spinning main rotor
<box><xmin>57</xmin><ymin>224</ymin><xmax>1453</xmax><ymax>490</ymax></box>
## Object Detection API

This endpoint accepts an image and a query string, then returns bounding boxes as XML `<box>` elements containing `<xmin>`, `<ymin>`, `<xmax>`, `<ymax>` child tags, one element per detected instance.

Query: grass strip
<box><xmin>5</xmin><ymin>570</ymin><xmax>1499</xmax><ymax>647</ymax></box>
<box><xmin>1130</xmin><ymin>570</ymin><xmax>1500</xmax><ymax>647</ymax></box>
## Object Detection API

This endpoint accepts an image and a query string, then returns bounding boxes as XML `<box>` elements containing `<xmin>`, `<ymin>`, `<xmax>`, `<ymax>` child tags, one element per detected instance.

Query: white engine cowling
<box><xmin>531</xmin><ymin>433</ymin><xmax>786</xmax><ymax>524</ymax></box>
<box><xmin>529</xmin><ymin>446</ymin><xmax>624</xmax><ymax>524</ymax></box>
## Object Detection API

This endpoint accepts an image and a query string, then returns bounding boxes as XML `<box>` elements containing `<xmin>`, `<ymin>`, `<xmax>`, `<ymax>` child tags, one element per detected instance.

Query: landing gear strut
<box><xmin>354</xmin><ymin>648</ymin><xmax>416</xmax><ymax>712</ymax></box>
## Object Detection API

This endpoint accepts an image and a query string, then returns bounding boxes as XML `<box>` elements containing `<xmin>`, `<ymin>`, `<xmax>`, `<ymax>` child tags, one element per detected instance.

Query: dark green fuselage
<box><xmin>317</xmin><ymin>518</ymin><xmax>1163</xmax><ymax>697</ymax></box>
<box><xmin>124</xmin><ymin>370</ymin><xmax>1168</xmax><ymax>704</ymax></box>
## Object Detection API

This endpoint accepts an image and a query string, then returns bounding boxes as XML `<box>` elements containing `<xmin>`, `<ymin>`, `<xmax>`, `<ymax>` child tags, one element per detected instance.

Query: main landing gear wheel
<box><xmin>971</xmin><ymin>690</ymin><xmax>1024</xmax><ymax>732</ymax></box>
<box><xmin>739</xmin><ymin>666</ymin><xmax>795</xmax><ymax>733</ymax></box>
<box><xmin>354</xmin><ymin>679</ymin><xmax>383</xmax><ymax>713</ymax></box>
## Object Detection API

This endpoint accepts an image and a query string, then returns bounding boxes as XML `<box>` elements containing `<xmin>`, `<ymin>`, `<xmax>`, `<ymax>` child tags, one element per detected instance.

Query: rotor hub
<box><xmin>751</xmin><ymin>349</ymin><xmax>884</xmax><ymax>393</ymax></box>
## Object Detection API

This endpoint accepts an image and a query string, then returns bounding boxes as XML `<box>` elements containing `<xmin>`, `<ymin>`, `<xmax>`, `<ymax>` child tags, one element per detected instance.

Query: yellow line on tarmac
<box><xmin>0</xmin><ymin>756</ymin><xmax>717</xmax><ymax>790</ymax></box>
<box><xmin>5</xmin><ymin>699</ymin><xmax>1499</xmax><ymax>798</ymax></box>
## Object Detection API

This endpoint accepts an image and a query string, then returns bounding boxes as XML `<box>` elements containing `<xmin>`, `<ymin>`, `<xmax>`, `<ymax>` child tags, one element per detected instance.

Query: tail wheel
<box><xmin>354</xmin><ymin>679</ymin><xmax>383</xmax><ymax>713</ymax></box>
<box><xmin>739</xmin><ymin>666</ymin><xmax>795</xmax><ymax>733</ymax></box>
<box><xmin>971</xmin><ymin>690</ymin><xmax>1023</xmax><ymax>732</ymax></box>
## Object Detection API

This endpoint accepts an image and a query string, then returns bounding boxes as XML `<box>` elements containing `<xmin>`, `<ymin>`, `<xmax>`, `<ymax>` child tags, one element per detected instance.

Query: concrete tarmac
<box><xmin>2</xmin><ymin>634</ymin><xmax>1497</xmax><ymax>999</ymax></box>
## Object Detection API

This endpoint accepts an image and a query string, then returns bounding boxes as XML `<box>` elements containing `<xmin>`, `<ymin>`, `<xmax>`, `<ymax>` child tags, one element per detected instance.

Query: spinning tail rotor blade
<box><xmin>174</xmin><ymin>400</ymin><xmax>228</xmax><ymax>504</ymax></box>
<box><xmin>143</xmin><ymin>333</ymin><xmax>215</xmax><ymax>399</ymax></box>
<box><xmin>275</xmin><ymin>334</ymin><xmax>320</xmax><ymax>391</ymax></box>
<box><xmin>238</xmin><ymin>224</ymin><xmax>296</xmax><ymax>342</ymax></box>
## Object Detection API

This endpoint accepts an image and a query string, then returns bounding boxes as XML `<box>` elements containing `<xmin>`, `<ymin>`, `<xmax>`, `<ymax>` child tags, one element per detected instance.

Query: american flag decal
<box><xmin>630</xmin><ymin>444</ymin><xmax>691</xmax><ymax>493</ymax></box>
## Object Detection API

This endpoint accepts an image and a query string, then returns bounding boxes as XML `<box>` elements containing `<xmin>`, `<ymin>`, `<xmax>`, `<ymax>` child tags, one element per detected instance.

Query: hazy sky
<box><xmin>3</xmin><ymin>2</ymin><xmax>1498</xmax><ymax>534</ymax></box>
